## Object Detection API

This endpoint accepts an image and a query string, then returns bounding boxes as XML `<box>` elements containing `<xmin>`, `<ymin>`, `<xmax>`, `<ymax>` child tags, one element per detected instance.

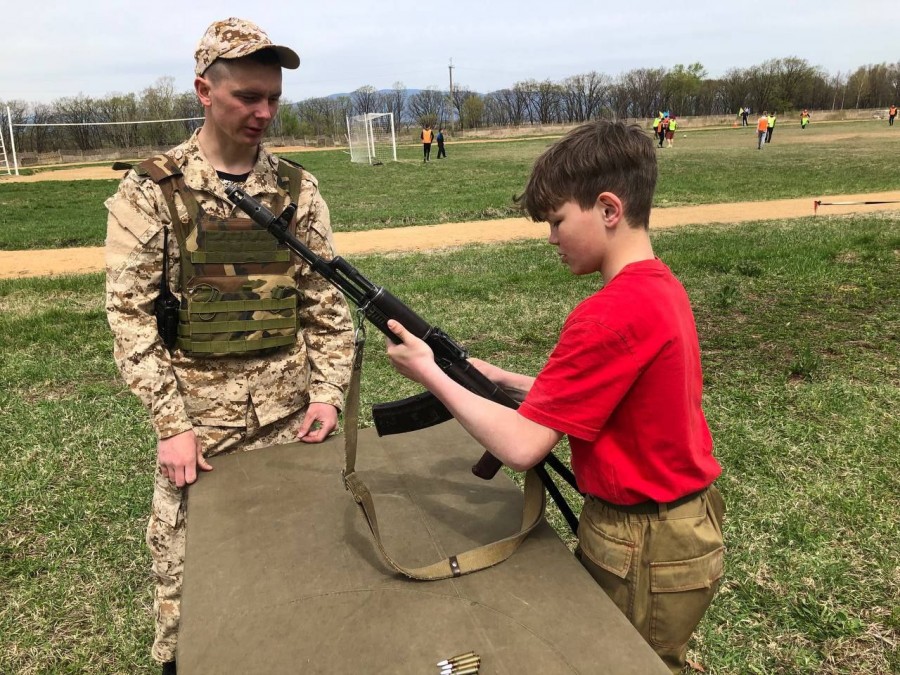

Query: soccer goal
<box><xmin>346</xmin><ymin>112</ymin><xmax>397</xmax><ymax>165</ymax></box>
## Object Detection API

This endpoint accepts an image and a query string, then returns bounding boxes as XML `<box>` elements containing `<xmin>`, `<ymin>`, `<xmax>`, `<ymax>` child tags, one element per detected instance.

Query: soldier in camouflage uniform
<box><xmin>105</xmin><ymin>18</ymin><xmax>354</xmax><ymax>673</ymax></box>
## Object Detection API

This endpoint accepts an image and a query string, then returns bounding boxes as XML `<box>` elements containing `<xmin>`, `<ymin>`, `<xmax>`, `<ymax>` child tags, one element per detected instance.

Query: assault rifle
<box><xmin>224</xmin><ymin>186</ymin><xmax>581</xmax><ymax>534</ymax></box>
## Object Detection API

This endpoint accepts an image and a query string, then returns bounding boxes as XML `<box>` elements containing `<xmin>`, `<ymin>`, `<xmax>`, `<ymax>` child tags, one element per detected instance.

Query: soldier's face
<box><xmin>198</xmin><ymin>60</ymin><xmax>283</xmax><ymax>147</ymax></box>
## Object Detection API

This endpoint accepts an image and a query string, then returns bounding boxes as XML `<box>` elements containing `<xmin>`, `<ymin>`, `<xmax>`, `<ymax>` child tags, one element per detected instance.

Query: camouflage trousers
<box><xmin>575</xmin><ymin>486</ymin><xmax>725</xmax><ymax>675</ymax></box>
<box><xmin>147</xmin><ymin>406</ymin><xmax>306</xmax><ymax>664</ymax></box>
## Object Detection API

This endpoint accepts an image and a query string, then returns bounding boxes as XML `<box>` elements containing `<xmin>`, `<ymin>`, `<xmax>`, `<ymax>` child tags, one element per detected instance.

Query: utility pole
<box><xmin>448</xmin><ymin>58</ymin><xmax>455</xmax><ymax>129</ymax></box>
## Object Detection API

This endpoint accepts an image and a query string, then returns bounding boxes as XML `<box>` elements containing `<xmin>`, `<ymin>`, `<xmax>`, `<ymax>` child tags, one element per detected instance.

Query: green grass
<box><xmin>1</xmin><ymin>214</ymin><xmax>898</xmax><ymax>673</ymax></box>
<box><xmin>0</xmin><ymin>180</ymin><xmax>120</xmax><ymax>249</ymax></box>
<box><xmin>2</xmin><ymin>120</ymin><xmax>899</xmax><ymax>249</ymax></box>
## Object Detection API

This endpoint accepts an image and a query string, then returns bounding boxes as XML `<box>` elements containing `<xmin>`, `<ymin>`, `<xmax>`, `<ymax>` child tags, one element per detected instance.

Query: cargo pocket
<box><xmin>150</xmin><ymin>471</ymin><xmax>183</xmax><ymax>529</ymax></box>
<box><xmin>577</xmin><ymin>512</ymin><xmax>636</xmax><ymax>618</ymax></box>
<box><xmin>147</xmin><ymin>473</ymin><xmax>186</xmax><ymax>581</ymax></box>
<box><xmin>649</xmin><ymin>546</ymin><xmax>724</xmax><ymax>649</ymax></box>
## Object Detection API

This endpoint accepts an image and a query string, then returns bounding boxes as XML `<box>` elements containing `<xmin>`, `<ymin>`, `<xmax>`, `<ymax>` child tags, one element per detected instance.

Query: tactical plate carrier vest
<box><xmin>137</xmin><ymin>155</ymin><xmax>304</xmax><ymax>356</ymax></box>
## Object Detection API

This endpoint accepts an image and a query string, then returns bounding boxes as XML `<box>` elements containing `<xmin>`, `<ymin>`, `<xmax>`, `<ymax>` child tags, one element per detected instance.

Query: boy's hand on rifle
<box><xmin>386</xmin><ymin>319</ymin><xmax>441</xmax><ymax>385</ymax></box>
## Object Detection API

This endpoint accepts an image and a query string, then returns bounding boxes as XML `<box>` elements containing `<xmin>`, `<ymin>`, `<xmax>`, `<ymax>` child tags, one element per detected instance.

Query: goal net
<box><xmin>347</xmin><ymin>112</ymin><xmax>397</xmax><ymax>164</ymax></box>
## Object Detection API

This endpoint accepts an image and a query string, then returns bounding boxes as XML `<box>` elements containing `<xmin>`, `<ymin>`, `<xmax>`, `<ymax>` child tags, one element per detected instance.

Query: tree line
<box><xmin>2</xmin><ymin>57</ymin><xmax>898</xmax><ymax>156</ymax></box>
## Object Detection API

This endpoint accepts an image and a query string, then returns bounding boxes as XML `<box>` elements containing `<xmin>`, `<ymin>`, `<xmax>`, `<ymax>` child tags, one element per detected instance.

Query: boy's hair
<box><xmin>517</xmin><ymin>120</ymin><xmax>657</xmax><ymax>228</ymax></box>
<box><xmin>204</xmin><ymin>49</ymin><xmax>282</xmax><ymax>84</ymax></box>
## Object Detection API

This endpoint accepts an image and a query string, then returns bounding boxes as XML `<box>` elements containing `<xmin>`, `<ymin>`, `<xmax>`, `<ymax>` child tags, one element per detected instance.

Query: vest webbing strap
<box><xmin>179</xmin><ymin>317</ymin><xmax>297</xmax><ymax>336</ymax></box>
<box><xmin>176</xmin><ymin>334</ymin><xmax>296</xmax><ymax>354</ymax></box>
<box><xmin>189</xmin><ymin>249</ymin><xmax>291</xmax><ymax>264</ymax></box>
<box><xmin>200</xmin><ymin>231</ymin><xmax>282</xmax><ymax>249</ymax></box>
<box><xmin>341</xmin><ymin>323</ymin><xmax>545</xmax><ymax>581</ymax></box>
<box><xmin>179</xmin><ymin>297</ymin><xmax>296</xmax><ymax>316</ymax></box>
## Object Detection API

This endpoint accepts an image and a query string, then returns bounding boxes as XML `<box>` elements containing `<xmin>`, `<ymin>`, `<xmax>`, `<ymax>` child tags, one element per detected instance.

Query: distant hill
<box><xmin>325</xmin><ymin>88</ymin><xmax>425</xmax><ymax>99</ymax></box>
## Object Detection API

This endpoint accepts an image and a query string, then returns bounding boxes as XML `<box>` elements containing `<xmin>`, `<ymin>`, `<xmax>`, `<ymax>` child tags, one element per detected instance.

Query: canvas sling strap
<box><xmin>340</xmin><ymin>316</ymin><xmax>547</xmax><ymax>581</ymax></box>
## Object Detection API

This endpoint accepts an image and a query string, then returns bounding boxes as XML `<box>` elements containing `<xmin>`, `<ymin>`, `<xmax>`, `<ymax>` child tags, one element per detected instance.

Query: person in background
<box><xmin>666</xmin><ymin>115</ymin><xmax>677</xmax><ymax>147</ymax></box>
<box><xmin>800</xmin><ymin>109</ymin><xmax>810</xmax><ymax>129</ymax></box>
<box><xmin>889</xmin><ymin>105</ymin><xmax>897</xmax><ymax>126</ymax></box>
<box><xmin>757</xmin><ymin>111</ymin><xmax>769</xmax><ymax>149</ymax></box>
<box><xmin>105</xmin><ymin>17</ymin><xmax>354</xmax><ymax>674</ymax></box>
<box><xmin>421</xmin><ymin>124</ymin><xmax>434</xmax><ymax>161</ymax></box>
<box><xmin>765</xmin><ymin>111</ymin><xmax>777</xmax><ymax>143</ymax></box>
<box><xmin>657</xmin><ymin>113</ymin><xmax>669</xmax><ymax>148</ymax></box>
<box><xmin>436</xmin><ymin>128</ymin><xmax>447</xmax><ymax>159</ymax></box>
<box><xmin>384</xmin><ymin>120</ymin><xmax>725</xmax><ymax>674</ymax></box>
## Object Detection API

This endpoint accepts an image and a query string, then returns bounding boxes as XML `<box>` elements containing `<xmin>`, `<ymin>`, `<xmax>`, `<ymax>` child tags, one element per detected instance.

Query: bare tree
<box><xmin>352</xmin><ymin>86</ymin><xmax>379</xmax><ymax>115</ymax></box>
<box><xmin>561</xmin><ymin>71</ymin><xmax>611</xmax><ymax>122</ymax></box>
<box><xmin>387</xmin><ymin>82</ymin><xmax>407</xmax><ymax>125</ymax></box>
<box><xmin>486</xmin><ymin>88</ymin><xmax>527</xmax><ymax>125</ymax></box>
<box><xmin>1</xmin><ymin>100</ymin><xmax>30</xmax><ymax>153</ymax></box>
<box><xmin>719</xmin><ymin>68</ymin><xmax>752</xmax><ymax>114</ymax></box>
<box><xmin>96</xmin><ymin>94</ymin><xmax>139</xmax><ymax>148</ymax></box>
<box><xmin>407</xmin><ymin>87</ymin><xmax>445</xmax><ymax>127</ymax></box>
<box><xmin>745</xmin><ymin>59</ymin><xmax>780</xmax><ymax>111</ymax></box>
<box><xmin>617</xmin><ymin>68</ymin><xmax>666</xmax><ymax>118</ymax></box>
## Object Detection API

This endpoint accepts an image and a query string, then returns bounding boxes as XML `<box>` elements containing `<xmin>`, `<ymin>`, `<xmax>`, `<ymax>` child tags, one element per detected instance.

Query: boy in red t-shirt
<box><xmin>385</xmin><ymin>120</ymin><xmax>724</xmax><ymax>674</ymax></box>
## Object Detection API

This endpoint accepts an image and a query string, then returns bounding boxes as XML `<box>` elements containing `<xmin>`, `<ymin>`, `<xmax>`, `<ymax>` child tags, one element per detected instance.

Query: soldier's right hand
<box><xmin>158</xmin><ymin>430</ymin><xmax>213</xmax><ymax>487</ymax></box>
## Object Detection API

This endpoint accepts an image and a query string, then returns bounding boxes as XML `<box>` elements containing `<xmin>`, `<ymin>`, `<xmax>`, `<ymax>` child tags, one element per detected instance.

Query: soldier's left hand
<box><xmin>297</xmin><ymin>402</ymin><xmax>339</xmax><ymax>443</ymax></box>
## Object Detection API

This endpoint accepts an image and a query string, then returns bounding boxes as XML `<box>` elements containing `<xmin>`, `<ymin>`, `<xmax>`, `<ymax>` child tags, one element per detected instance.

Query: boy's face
<box><xmin>546</xmin><ymin>200</ymin><xmax>606</xmax><ymax>275</ymax></box>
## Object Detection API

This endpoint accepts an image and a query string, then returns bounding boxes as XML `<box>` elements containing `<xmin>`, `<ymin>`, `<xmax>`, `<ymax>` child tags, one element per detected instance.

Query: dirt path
<box><xmin>1</xmin><ymin>190</ymin><xmax>898</xmax><ymax>280</ymax></box>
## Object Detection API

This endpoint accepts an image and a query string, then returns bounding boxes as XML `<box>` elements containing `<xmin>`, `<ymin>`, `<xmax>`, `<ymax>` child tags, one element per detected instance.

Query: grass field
<box><xmin>1</xmin><ymin>120</ymin><xmax>899</xmax><ymax>673</ymax></box>
<box><xmin>1</xmin><ymin>120</ymin><xmax>899</xmax><ymax>249</ymax></box>
<box><xmin>1</xmin><ymin>212</ymin><xmax>898</xmax><ymax>673</ymax></box>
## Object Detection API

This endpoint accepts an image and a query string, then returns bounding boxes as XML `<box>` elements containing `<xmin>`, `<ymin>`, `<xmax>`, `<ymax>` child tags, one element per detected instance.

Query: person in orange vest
<box><xmin>889</xmin><ymin>105</ymin><xmax>897</xmax><ymax>127</ymax></box>
<box><xmin>421</xmin><ymin>124</ymin><xmax>434</xmax><ymax>161</ymax></box>
<box><xmin>800</xmin><ymin>109</ymin><xmax>810</xmax><ymax>129</ymax></box>
<box><xmin>756</xmin><ymin>111</ymin><xmax>769</xmax><ymax>149</ymax></box>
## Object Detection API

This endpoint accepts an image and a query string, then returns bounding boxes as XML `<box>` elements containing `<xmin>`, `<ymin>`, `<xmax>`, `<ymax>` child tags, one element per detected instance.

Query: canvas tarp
<box><xmin>178</xmin><ymin>420</ymin><xmax>668</xmax><ymax>674</ymax></box>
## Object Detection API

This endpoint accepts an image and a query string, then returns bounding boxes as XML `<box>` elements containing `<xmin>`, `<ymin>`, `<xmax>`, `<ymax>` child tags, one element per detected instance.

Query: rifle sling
<box><xmin>341</xmin><ymin>326</ymin><xmax>545</xmax><ymax>581</ymax></box>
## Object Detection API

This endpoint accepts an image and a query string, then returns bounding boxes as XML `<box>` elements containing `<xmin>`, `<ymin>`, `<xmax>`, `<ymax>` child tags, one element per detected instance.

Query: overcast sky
<box><xmin>1</xmin><ymin>1</ymin><xmax>894</xmax><ymax>105</ymax></box>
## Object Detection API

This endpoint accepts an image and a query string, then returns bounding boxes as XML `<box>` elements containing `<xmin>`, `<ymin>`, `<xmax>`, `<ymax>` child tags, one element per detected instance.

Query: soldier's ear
<box><xmin>195</xmin><ymin>76</ymin><xmax>212</xmax><ymax>107</ymax></box>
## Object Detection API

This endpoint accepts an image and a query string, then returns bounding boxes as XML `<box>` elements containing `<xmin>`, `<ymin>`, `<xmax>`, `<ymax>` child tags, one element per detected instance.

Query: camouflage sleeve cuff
<box><xmin>308</xmin><ymin>382</ymin><xmax>346</xmax><ymax>412</ymax></box>
<box><xmin>152</xmin><ymin>416</ymin><xmax>195</xmax><ymax>441</ymax></box>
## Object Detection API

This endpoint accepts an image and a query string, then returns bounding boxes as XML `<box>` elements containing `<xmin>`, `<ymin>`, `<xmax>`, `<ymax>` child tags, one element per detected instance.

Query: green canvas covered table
<box><xmin>178</xmin><ymin>420</ymin><xmax>668</xmax><ymax>674</ymax></box>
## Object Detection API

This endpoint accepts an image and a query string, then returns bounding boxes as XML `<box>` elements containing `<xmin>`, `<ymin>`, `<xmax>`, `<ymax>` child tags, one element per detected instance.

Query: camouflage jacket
<box><xmin>105</xmin><ymin>130</ymin><xmax>354</xmax><ymax>440</ymax></box>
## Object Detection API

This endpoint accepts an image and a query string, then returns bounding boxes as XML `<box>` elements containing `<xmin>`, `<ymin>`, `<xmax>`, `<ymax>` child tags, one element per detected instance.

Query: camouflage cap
<box><xmin>195</xmin><ymin>17</ymin><xmax>300</xmax><ymax>77</ymax></box>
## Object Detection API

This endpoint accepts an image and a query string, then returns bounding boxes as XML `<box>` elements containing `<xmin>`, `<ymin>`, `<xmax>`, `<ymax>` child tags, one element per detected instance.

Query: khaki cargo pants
<box><xmin>146</xmin><ymin>407</ymin><xmax>307</xmax><ymax>664</ymax></box>
<box><xmin>576</xmin><ymin>486</ymin><xmax>725</xmax><ymax>674</ymax></box>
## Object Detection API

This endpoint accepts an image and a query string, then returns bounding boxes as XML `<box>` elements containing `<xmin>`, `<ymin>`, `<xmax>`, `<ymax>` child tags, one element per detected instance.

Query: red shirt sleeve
<box><xmin>518</xmin><ymin>318</ymin><xmax>639</xmax><ymax>441</ymax></box>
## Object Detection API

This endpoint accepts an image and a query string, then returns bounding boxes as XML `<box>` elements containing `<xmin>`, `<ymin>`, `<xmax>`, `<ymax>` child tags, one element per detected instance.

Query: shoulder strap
<box><xmin>277</xmin><ymin>157</ymin><xmax>304</xmax><ymax>203</ymax></box>
<box><xmin>137</xmin><ymin>155</ymin><xmax>201</xmax><ymax>246</ymax></box>
<box><xmin>341</xmin><ymin>324</ymin><xmax>545</xmax><ymax>581</ymax></box>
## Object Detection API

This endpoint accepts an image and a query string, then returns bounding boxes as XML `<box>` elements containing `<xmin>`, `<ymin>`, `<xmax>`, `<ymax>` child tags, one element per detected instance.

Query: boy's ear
<box><xmin>595</xmin><ymin>192</ymin><xmax>624</xmax><ymax>227</ymax></box>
